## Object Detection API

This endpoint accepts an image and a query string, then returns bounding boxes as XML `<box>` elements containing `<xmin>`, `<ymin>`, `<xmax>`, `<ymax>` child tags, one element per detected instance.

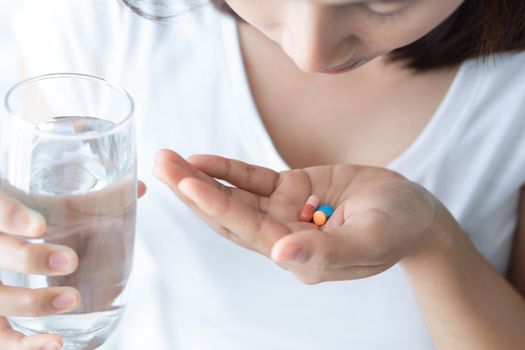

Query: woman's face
<box><xmin>224</xmin><ymin>0</ymin><xmax>465</xmax><ymax>74</ymax></box>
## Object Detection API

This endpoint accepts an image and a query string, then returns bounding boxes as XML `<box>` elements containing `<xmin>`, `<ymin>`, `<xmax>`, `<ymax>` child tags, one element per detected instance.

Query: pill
<box><xmin>313</xmin><ymin>210</ymin><xmax>327</xmax><ymax>226</ymax></box>
<box><xmin>317</xmin><ymin>205</ymin><xmax>334</xmax><ymax>218</ymax></box>
<box><xmin>299</xmin><ymin>195</ymin><xmax>320</xmax><ymax>222</ymax></box>
<box><xmin>300</xmin><ymin>204</ymin><xmax>317</xmax><ymax>222</ymax></box>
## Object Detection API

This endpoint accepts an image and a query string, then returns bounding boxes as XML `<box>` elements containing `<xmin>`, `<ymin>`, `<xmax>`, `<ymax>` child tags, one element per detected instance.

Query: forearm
<box><xmin>401</xmin><ymin>211</ymin><xmax>525</xmax><ymax>350</ymax></box>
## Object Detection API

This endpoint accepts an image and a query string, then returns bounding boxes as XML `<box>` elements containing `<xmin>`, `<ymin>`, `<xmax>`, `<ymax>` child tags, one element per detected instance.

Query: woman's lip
<box><xmin>321</xmin><ymin>59</ymin><xmax>368</xmax><ymax>74</ymax></box>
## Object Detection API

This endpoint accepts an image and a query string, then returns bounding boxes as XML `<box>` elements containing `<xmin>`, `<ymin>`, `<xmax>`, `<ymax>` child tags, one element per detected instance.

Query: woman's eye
<box><xmin>364</xmin><ymin>0</ymin><xmax>410</xmax><ymax>15</ymax></box>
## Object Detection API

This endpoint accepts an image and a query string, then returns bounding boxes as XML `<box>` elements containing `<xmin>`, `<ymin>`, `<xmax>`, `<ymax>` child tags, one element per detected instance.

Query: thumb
<box><xmin>271</xmin><ymin>225</ymin><xmax>386</xmax><ymax>269</ymax></box>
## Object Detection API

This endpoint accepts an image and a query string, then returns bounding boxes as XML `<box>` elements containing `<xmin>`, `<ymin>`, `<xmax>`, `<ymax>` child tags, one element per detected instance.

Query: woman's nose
<box><xmin>280</xmin><ymin>5</ymin><xmax>356</xmax><ymax>73</ymax></box>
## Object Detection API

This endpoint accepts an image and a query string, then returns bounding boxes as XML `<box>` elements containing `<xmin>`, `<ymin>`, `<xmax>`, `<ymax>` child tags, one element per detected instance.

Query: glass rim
<box><xmin>4</xmin><ymin>73</ymin><xmax>135</xmax><ymax>141</ymax></box>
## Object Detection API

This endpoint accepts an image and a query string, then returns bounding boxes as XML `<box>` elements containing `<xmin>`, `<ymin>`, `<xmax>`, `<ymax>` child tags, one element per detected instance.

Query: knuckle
<box><xmin>19</xmin><ymin>291</ymin><xmax>44</xmax><ymax>316</ymax></box>
<box><xmin>223</xmin><ymin>157</ymin><xmax>233</xmax><ymax>178</ymax></box>
<box><xmin>244</xmin><ymin>228</ymin><xmax>259</xmax><ymax>248</ymax></box>
<box><xmin>243</xmin><ymin>164</ymin><xmax>256</xmax><ymax>187</ymax></box>
<box><xmin>17</xmin><ymin>243</ymin><xmax>37</xmax><ymax>273</ymax></box>
<box><xmin>246</xmin><ymin>220</ymin><xmax>266</xmax><ymax>252</ymax></box>
<box><xmin>213</xmin><ymin>188</ymin><xmax>231</xmax><ymax>214</ymax></box>
<box><xmin>1</xmin><ymin>201</ymin><xmax>21</xmax><ymax>225</ymax></box>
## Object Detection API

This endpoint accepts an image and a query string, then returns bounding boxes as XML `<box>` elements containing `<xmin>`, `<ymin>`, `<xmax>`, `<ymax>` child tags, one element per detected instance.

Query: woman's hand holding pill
<box><xmin>154</xmin><ymin>149</ymin><xmax>458</xmax><ymax>284</ymax></box>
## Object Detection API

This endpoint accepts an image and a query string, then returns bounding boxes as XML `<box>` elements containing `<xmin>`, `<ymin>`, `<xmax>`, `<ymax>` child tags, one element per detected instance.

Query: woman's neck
<box><xmin>238</xmin><ymin>22</ymin><xmax>459</xmax><ymax>168</ymax></box>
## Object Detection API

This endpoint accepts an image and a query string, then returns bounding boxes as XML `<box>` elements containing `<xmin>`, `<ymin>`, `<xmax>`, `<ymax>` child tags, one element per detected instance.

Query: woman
<box><xmin>1</xmin><ymin>0</ymin><xmax>524</xmax><ymax>349</ymax></box>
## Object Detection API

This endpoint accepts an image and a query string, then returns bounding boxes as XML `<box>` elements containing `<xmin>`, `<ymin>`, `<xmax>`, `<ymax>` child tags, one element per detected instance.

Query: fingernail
<box><xmin>49</xmin><ymin>252</ymin><xmax>71</xmax><ymax>271</ymax></box>
<box><xmin>276</xmin><ymin>245</ymin><xmax>304</xmax><ymax>262</ymax></box>
<box><xmin>13</xmin><ymin>209</ymin><xmax>45</xmax><ymax>235</ymax></box>
<box><xmin>42</xmin><ymin>342</ymin><xmax>62</xmax><ymax>350</ymax></box>
<box><xmin>52</xmin><ymin>292</ymin><xmax>77</xmax><ymax>310</ymax></box>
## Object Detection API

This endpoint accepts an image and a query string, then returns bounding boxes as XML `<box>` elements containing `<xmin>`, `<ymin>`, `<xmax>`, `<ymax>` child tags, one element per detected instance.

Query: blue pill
<box><xmin>317</xmin><ymin>205</ymin><xmax>334</xmax><ymax>218</ymax></box>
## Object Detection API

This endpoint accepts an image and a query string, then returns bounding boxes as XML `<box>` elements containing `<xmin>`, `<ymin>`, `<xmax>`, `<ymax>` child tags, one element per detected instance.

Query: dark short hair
<box><xmin>124</xmin><ymin>0</ymin><xmax>525</xmax><ymax>71</ymax></box>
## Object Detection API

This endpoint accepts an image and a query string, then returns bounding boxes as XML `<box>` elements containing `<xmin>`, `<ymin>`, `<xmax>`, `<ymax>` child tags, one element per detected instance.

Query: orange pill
<box><xmin>313</xmin><ymin>210</ymin><xmax>327</xmax><ymax>226</ymax></box>
<box><xmin>299</xmin><ymin>195</ymin><xmax>321</xmax><ymax>222</ymax></box>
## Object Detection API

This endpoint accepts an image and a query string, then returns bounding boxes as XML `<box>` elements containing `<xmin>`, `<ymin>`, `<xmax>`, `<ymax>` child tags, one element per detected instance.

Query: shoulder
<box><xmin>465</xmin><ymin>51</ymin><xmax>525</xmax><ymax>182</ymax></box>
<box><xmin>457</xmin><ymin>51</ymin><xmax>525</xmax><ymax>127</ymax></box>
<box><xmin>440</xmin><ymin>51</ymin><xmax>525</xmax><ymax>186</ymax></box>
<box><xmin>490</xmin><ymin>51</ymin><xmax>525</xmax><ymax>78</ymax></box>
<box><xmin>466</xmin><ymin>51</ymin><xmax>525</xmax><ymax>105</ymax></box>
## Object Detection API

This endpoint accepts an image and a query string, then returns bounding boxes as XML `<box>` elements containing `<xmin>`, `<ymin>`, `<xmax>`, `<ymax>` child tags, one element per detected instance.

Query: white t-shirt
<box><xmin>12</xmin><ymin>1</ymin><xmax>525</xmax><ymax>349</ymax></box>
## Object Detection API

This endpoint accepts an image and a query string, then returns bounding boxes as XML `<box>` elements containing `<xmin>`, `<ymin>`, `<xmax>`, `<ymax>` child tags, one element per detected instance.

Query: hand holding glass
<box><xmin>0</xmin><ymin>74</ymin><xmax>137</xmax><ymax>349</ymax></box>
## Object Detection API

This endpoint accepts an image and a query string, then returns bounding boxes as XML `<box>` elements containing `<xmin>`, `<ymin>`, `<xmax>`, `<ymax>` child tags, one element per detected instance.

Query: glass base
<box><xmin>9</xmin><ymin>309</ymin><xmax>123</xmax><ymax>350</ymax></box>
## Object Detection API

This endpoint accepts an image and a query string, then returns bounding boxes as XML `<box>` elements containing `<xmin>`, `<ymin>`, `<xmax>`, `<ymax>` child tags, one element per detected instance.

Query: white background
<box><xmin>0</xmin><ymin>3</ymin><xmax>163</xmax><ymax>348</ymax></box>
<box><xmin>0</xmin><ymin>0</ymin><xmax>27</xmax><ymax>101</ymax></box>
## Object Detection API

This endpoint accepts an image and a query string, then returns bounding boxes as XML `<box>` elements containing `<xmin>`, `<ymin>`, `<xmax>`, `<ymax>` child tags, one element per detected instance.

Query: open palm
<box><xmin>154</xmin><ymin>150</ymin><xmax>442</xmax><ymax>284</ymax></box>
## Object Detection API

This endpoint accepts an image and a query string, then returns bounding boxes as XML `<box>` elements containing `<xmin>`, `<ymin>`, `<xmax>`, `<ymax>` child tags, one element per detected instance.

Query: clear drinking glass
<box><xmin>0</xmin><ymin>73</ymin><xmax>137</xmax><ymax>349</ymax></box>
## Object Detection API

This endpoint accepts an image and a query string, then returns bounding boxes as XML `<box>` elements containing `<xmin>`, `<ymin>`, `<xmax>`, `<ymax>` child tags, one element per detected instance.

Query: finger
<box><xmin>157</xmin><ymin>150</ymin><xmax>272</xmax><ymax>209</ymax></box>
<box><xmin>178</xmin><ymin>177</ymin><xmax>289</xmax><ymax>255</ymax></box>
<box><xmin>154</xmin><ymin>158</ymin><xmax>265</xmax><ymax>212</ymax></box>
<box><xmin>0</xmin><ymin>233</ymin><xmax>78</xmax><ymax>275</ymax></box>
<box><xmin>0</xmin><ymin>193</ymin><xmax>46</xmax><ymax>238</ymax></box>
<box><xmin>0</xmin><ymin>317</ymin><xmax>63</xmax><ymax>350</ymax></box>
<box><xmin>271</xmin><ymin>225</ymin><xmax>389</xmax><ymax>268</ymax></box>
<box><xmin>188</xmin><ymin>154</ymin><xmax>279</xmax><ymax>196</ymax></box>
<box><xmin>154</xmin><ymin>160</ymin><xmax>239</xmax><ymax>238</ymax></box>
<box><xmin>154</xmin><ymin>161</ymin><xmax>263</xmax><ymax>252</ymax></box>
<box><xmin>1</xmin><ymin>332</ymin><xmax>63</xmax><ymax>350</ymax></box>
<box><xmin>0</xmin><ymin>316</ymin><xmax>11</xmax><ymax>330</ymax></box>
<box><xmin>155</xmin><ymin>149</ymin><xmax>222</xmax><ymax>189</ymax></box>
<box><xmin>138</xmin><ymin>181</ymin><xmax>147</xmax><ymax>198</ymax></box>
<box><xmin>0</xmin><ymin>286</ymin><xmax>80</xmax><ymax>317</ymax></box>
<box><xmin>155</xmin><ymin>152</ymin><xmax>274</xmax><ymax>252</ymax></box>
<box><xmin>21</xmin><ymin>335</ymin><xmax>63</xmax><ymax>350</ymax></box>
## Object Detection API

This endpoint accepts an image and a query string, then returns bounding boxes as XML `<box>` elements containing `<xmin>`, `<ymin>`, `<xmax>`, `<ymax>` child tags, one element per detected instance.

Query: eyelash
<box><xmin>366</xmin><ymin>9</ymin><xmax>403</xmax><ymax>20</ymax></box>
<box><xmin>360</xmin><ymin>1</ymin><xmax>410</xmax><ymax>18</ymax></box>
<box><xmin>360</xmin><ymin>4</ymin><xmax>407</xmax><ymax>21</ymax></box>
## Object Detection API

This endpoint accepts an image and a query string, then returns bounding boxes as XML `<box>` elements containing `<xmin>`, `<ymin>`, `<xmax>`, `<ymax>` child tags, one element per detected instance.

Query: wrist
<box><xmin>400</xmin><ymin>202</ymin><xmax>474</xmax><ymax>273</ymax></box>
